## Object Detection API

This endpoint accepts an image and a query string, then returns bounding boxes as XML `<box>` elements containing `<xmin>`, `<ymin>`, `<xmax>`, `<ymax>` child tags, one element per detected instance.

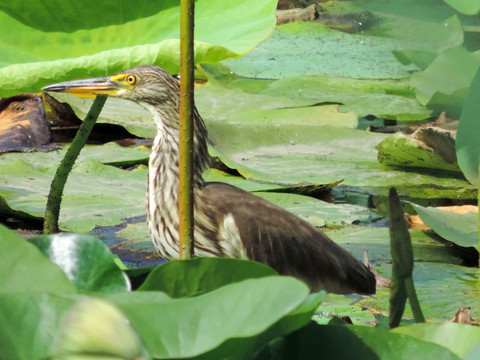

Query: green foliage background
<box><xmin>1</xmin><ymin>0</ymin><xmax>480</xmax><ymax>359</ymax></box>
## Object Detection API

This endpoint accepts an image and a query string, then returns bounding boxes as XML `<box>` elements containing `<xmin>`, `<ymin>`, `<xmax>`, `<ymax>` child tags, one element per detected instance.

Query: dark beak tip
<box><xmin>42</xmin><ymin>85</ymin><xmax>61</xmax><ymax>92</ymax></box>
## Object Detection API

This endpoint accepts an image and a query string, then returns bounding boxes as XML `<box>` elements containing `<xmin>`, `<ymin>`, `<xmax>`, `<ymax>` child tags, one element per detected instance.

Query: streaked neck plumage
<box><xmin>143</xmin><ymin>99</ymin><xmax>210</xmax><ymax>259</ymax></box>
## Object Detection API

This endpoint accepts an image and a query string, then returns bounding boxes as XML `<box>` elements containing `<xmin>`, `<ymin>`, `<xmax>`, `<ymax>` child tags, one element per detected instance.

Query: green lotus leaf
<box><xmin>456</xmin><ymin>67</ymin><xmax>480</xmax><ymax>186</ymax></box>
<box><xmin>138</xmin><ymin>257</ymin><xmax>277</xmax><ymax>297</ymax></box>
<box><xmin>376</xmin><ymin>128</ymin><xmax>461</xmax><ymax>173</ymax></box>
<box><xmin>106</xmin><ymin>277</ymin><xmax>319</xmax><ymax>359</ymax></box>
<box><xmin>30</xmin><ymin>233</ymin><xmax>129</xmax><ymax>293</ymax></box>
<box><xmin>410</xmin><ymin>46</ymin><xmax>480</xmax><ymax>116</ymax></box>
<box><xmin>0</xmin><ymin>293</ymin><xmax>77</xmax><ymax>360</ymax></box>
<box><xmin>0</xmin><ymin>0</ymin><xmax>277</xmax><ymax>96</ymax></box>
<box><xmin>254</xmin><ymin>322</ymin><xmax>460</xmax><ymax>360</ymax></box>
<box><xmin>392</xmin><ymin>323</ymin><xmax>480</xmax><ymax>358</ymax></box>
<box><xmin>0</xmin><ymin>224</ymin><xmax>75</xmax><ymax>294</ymax></box>
<box><xmin>410</xmin><ymin>203</ymin><xmax>478</xmax><ymax>248</ymax></box>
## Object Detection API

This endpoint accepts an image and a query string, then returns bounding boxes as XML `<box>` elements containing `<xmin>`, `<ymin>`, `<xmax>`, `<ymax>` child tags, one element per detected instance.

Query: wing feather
<box><xmin>199</xmin><ymin>182</ymin><xmax>375</xmax><ymax>294</ymax></box>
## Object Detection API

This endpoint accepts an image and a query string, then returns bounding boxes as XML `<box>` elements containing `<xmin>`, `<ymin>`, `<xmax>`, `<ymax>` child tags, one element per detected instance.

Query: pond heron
<box><xmin>43</xmin><ymin>65</ymin><xmax>376</xmax><ymax>294</ymax></box>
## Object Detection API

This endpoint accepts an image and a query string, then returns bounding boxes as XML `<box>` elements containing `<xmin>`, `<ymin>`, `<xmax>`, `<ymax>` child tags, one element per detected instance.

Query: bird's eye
<box><xmin>12</xmin><ymin>103</ymin><xmax>25</xmax><ymax>112</ymax></box>
<box><xmin>126</xmin><ymin>75</ymin><xmax>137</xmax><ymax>85</ymax></box>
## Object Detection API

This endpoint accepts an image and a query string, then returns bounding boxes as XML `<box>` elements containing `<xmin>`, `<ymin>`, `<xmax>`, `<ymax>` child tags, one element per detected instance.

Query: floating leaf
<box><xmin>376</xmin><ymin>127</ymin><xmax>460</xmax><ymax>173</ymax></box>
<box><xmin>325</xmin><ymin>225</ymin><xmax>474</xmax><ymax>266</ymax></box>
<box><xmin>313</xmin><ymin>305</ymin><xmax>376</xmax><ymax>326</ymax></box>
<box><xmin>45</xmin><ymin>94</ymin><xmax>156</xmax><ymax>138</ymax></box>
<box><xmin>212</xmin><ymin>168</ymin><xmax>341</xmax><ymax>202</ymax></box>
<box><xmin>356</xmin><ymin>261</ymin><xmax>478</xmax><ymax>322</ymax></box>
<box><xmin>0</xmin><ymin>156</ymin><xmax>147</xmax><ymax>232</ymax></box>
<box><xmin>218</xmin><ymin>105</ymin><xmax>358</xmax><ymax>128</ymax></box>
<box><xmin>255</xmin><ymin>192</ymin><xmax>372</xmax><ymax>226</ymax></box>
<box><xmin>223</xmin><ymin>22</ymin><xmax>416</xmax><ymax>79</ymax></box>
<box><xmin>207</xmin><ymin>122</ymin><xmax>475</xmax><ymax>199</ymax></box>
<box><xmin>197</xmin><ymin>64</ymin><xmax>431</xmax><ymax>122</ymax></box>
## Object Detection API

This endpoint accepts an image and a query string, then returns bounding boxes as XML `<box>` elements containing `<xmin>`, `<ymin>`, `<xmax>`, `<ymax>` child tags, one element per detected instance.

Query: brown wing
<box><xmin>199</xmin><ymin>182</ymin><xmax>375</xmax><ymax>295</ymax></box>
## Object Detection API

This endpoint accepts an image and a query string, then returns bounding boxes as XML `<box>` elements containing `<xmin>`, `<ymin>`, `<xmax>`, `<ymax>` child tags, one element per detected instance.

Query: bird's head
<box><xmin>42</xmin><ymin>65</ymin><xmax>180</xmax><ymax>107</ymax></box>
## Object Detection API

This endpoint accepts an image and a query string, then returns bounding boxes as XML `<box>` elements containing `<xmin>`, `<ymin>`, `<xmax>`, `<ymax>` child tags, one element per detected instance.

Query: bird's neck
<box><xmin>144</xmin><ymin>103</ymin><xmax>210</xmax><ymax>258</ymax></box>
<box><xmin>146</xmin><ymin>104</ymin><xmax>210</xmax><ymax>184</ymax></box>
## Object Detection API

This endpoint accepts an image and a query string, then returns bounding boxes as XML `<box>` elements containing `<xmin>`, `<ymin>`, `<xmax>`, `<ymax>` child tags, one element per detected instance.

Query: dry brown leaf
<box><xmin>405</xmin><ymin>214</ymin><xmax>430</xmax><ymax>231</ymax></box>
<box><xmin>276</xmin><ymin>4</ymin><xmax>316</xmax><ymax>24</ymax></box>
<box><xmin>0</xmin><ymin>94</ymin><xmax>50</xmax><ymax>153</ymax></box>
<box><xmin>437</xmin><ymin>205</ymin><xmax>478</xmax><ymax>214</ymax></box>
<box><xmin>450</xmin><ymin>307</ymin><xmax>479</xmax><ymax>326</ymax></box>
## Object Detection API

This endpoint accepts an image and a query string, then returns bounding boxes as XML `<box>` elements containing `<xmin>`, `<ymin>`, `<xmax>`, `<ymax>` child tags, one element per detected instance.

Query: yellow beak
<box><xmin>42</xmin><ymin>76</ymin><xmax>124</xmax><ymax>98</ymax></box>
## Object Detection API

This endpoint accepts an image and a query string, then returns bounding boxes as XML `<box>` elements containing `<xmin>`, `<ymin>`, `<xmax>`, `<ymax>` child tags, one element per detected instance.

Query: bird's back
<box><xmin>197</xmin><ymin>182</ymin><xmax>376</xmax><ymax>295</ymax></box>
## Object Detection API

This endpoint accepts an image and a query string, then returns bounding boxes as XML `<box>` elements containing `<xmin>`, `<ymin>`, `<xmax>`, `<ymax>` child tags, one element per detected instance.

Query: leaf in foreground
<box><xmin>0</xmin><ymin>293</ymin><xmax>76</xmax><ymax>360</ymax></box>
<box><xmin>0</xmin><ymin>0</ymin><xmax>277</xmax><ymax>96</ymax></box>
<box><xmin>254</xmin><ymin>322</ymin><xmax>460</xmax><ymax>360</ymax></box>
<box><xmin>53</xmin><ymin>297</ymin><xmax>150</xmax><ymax>360</ymax></box>
<box><xmin>444</xmin><ymin>0</ymin><xmax>480</xmax><ymax>15</ymax></box>
<box><xmin>107</xmin><ymin>277</ymin><xmax>318</xmax><ymax>359</ymax></box>
<box><xmin>138</xmin><ymin>257</ymin><xmax>277</xmax><ymax>297</ymax></box>
<box><xmin>0</xmin><ymin>224</ymin><xmax>75</xmax><ymax>293</ymax></box>
<box><xmin>392</xmin><ymin>322</ymin><xmax>480</xmax><ymax>358</ymax></box>
<box><xmin>30</xmin><ymin>233</ymin><xmax>129</xmax><ymax>293</ymax></box>
<box><xmin>456</xmin><ymin>66</ymin><xmax>480</xmax><ymax>186</ymax></box>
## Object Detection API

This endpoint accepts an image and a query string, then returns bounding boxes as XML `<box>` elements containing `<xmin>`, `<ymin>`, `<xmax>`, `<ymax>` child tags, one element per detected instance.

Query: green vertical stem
<box><xmin>43</xmin><ymin>95</ymin><xmax>107</xmax><ymax>234</ymax></box>
<box><xmin>388</xmin><ymin>187</ymin><xmax>424</xmax><ymax>328</ymax></box>
<box><xmin>178</xmin><ymin>0</ymin><xmax>195</xmax><ymax>259</ymax></box>
<box><xmin>404</xmin><ymin>276</ymin><xmax>425</xmax><ymax>323</ymax></box>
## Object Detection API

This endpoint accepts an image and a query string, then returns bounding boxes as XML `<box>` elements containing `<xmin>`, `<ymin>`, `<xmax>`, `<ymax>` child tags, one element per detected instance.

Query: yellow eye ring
<box><xmin>126</xmin><ymin>75</ymin><xmax>137</xmax><ymax>85</ymax></box>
